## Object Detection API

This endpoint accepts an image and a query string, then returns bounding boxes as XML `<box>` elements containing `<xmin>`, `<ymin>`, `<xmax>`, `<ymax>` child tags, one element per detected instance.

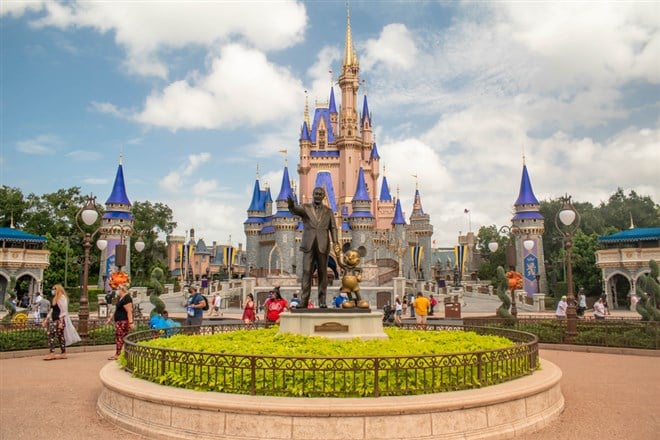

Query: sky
<box><xmin>1</xmin><ymin>0</ymin><xmax>659</xmax><ymax>248</ymax></box>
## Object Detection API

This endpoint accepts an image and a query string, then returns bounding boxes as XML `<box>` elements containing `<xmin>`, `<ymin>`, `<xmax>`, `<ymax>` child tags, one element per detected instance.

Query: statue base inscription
<box><xmin>279</xmin><ymin>311</ymin><xmax>388</xmax><ymax>340</ymax></box>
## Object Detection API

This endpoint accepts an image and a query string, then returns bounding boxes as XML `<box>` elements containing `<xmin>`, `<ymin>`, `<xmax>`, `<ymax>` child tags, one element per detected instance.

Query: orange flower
<box><xmin>506</xmin><ymin>271</ymin><xmax>523</xmax><ymax>290</ymax></box>
<box><xmin>109</xmin><ymin>270</ymin><xmax>130</xmax><ymax>289</ymax></box>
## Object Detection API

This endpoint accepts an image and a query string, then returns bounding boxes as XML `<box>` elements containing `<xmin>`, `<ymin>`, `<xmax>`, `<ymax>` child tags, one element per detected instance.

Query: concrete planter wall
<box><xmin>98</xmin><ymin>359</ymin><xmax>563</xmax><ymax>440</ymax></box>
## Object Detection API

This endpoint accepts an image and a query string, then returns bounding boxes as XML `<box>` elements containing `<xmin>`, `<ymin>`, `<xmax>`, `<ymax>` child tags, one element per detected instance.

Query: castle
<box><xmin>243</xmin><ymin>9</ymin><xmax>433</xmax><ymax>285</ymax></box>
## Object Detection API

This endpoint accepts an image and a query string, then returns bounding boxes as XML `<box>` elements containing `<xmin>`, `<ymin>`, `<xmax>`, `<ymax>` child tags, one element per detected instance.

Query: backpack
<box><xmin>201</xmin><ymin>295</ymin><xmax>210</xmax><ymax>311</ymax></box>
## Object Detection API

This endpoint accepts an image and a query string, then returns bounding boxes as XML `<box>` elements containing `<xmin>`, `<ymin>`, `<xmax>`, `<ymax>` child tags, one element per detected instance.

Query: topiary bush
<box><xmin>636</xmin><ymin>260</ymin><xmax>660</xmax><ymax>321</ymax></box>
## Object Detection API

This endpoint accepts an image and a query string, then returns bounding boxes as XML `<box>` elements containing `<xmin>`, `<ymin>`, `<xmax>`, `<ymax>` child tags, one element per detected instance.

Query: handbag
<box><xmin>63</xmin><ymin>315</ymin><xmax>81</xmax><ymax>346</ymax></box>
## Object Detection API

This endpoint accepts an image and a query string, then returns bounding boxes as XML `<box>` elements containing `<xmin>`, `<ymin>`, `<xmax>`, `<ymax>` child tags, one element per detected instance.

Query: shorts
<box><xmin>415</xmin><ymin>315</ymin><xmax>427</xmax><ymax>324</ymax></box>
<box><xmin>395</xmin><ymin>310</ymin><xmax>402</xmax><ymax>316</ymax></box>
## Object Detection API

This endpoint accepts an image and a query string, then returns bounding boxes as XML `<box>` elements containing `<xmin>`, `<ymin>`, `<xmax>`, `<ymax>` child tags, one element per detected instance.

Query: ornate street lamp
<box><xmin>75</xmin><ymin>195</ymin><xmax>107</xmax><ymax>342</ymax></box>
<box><xmin>488</xmin><ymin>226</ymin><xmax>534</xmax><ymax>318</ymax></box>
<box><xmin>555</xmin><ymin>194</ymin><xmax>580</xmax><ymax>341</ymax></box>
<box><xmin>76</xmin><ymin>195</ymin><xmax>145</xmax><ymax>342</ymax></box>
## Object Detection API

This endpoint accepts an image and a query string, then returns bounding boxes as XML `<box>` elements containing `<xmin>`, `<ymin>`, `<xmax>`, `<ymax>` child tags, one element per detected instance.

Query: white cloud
<box><xmin>66</xmin><ymin>150</ymin><xmax>102</xmax><ymax>161</ymax></box>
<box><xmin>192</xmin><ymin>179</ymin><xmax>217</xmax><ymax>197</ymax></box>
<box><xmin>134</xmin><ymin>44</ymin><xmax>304</xmax><ymax>130</ymax></box>
<box><xmin>15</xmin><ymin>135</ymin><xmax>59</xmax><ymax>155</ymax></box>
<box><xmin>21</xmin><ymin>1</ymin><xmax>307</xmax><ymax>78</ymax></box>
<box><xmin>90</xmin><ymin>101</ymin><xmax>123</xmax><ymax>118</ymax></box>
<box><xmin>0</xmin><ymin>0</ymin><xmax>47</xmax><ymax>18</ymax></box>
<box><xmin>183</xmin><ymin>153</ymin><xmax>210</xmax><ymax>176</ymax></box>
<box><xmin>497</xmin><ymin>2</ymin><xmax>660</xmax><ymax>87</ymax></box>
<box><xmin>159</xmin><ymin>152</ymin><xmax>211</xmax><ymax>193</ymax></box>
<box><xmin>361</xmin><ymin>23</ymin><xmax>418</xmax><ymax>71</ymax></box>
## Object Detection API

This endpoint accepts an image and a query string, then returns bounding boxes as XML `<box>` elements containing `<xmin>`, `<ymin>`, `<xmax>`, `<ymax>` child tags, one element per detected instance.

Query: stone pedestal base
<box><xmin>278</xmin><ymin>310</ymin><xmax>388</xmax><ymax>340</ymax></box>
<box><xmin>98</xmin><ymin>359</ymin><xmax>564</xmax><ymax>440</ymax></box>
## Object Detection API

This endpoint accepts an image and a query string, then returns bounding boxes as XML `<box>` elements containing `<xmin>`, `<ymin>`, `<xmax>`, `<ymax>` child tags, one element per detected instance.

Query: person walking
<box><xmin>42</xmin><ymin>284</ymin><xmax>70</xmax><ymax>360</ymax></box>
<box><xmin>287</xmin><ymin>187</ymin><xmax>340</xmax><ymax>308</ymax></box>
<box><xmin>556</xmin><ymin>295</ymin><xmax>568</xmax><ymax>319</ymax></box>
<box><xmin>185</xmin><ymin>286</ymin><xmax>207</xmax><ymax>327</ymax></box>
<box><xmin>577</xmin><ymin>289</ymin><xmax>587</xmax><ymax>317</ymax></box>
<box><xmin>412</xmin><ymin>292</ymin><xmax>430</xmax><ymax>328</ymax></box>
<box><xmin>37</xmin><ymin>292</ymin><xmax>50</xmax><ymax>319</ymax></box>
<box><xmin>211</xmin><ymin>293</ymin><xmax>222</xmax><ymax>317</ymax></box>
<box><xmin>264</xmin><ymin>288</ymin><xmax>289</xmax><ymax>323</ymax></box>
<box><xmin>242</xmin><ymin>293</ymin><xmax>256</xmax><ymax>325</ymax></box>
<box><xmin>594</xmin><ymin>297</ymin><xmax>606</xmax><ymax>319</ymax></box>
<box><xmin>107</xmin><ymin>284</ymin><xmax>134</xmax><ymax>360</ymax></box>
<box><xmin>394</xmin><ymin>296</ymin><xmax>403</xmax><ymax>325</ymax></box>
<box><xmin>429</xmin><ymin>294</ymin><xmax>438</xmax><ymax>316</ymax></box>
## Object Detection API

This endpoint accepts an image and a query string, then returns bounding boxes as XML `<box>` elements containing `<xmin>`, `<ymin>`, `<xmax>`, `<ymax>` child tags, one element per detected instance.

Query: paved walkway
<box><xmin>1</xmin><ymin>347</ymin><xmax>657</xmax><ymax>440</ymax></box>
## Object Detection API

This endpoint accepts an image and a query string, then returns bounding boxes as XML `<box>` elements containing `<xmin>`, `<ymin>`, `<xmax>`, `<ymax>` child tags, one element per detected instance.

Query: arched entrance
<box><xmin>606</xmin><ymin>273</ymin><xmax>631</xmax><ymax>310</ymax></box>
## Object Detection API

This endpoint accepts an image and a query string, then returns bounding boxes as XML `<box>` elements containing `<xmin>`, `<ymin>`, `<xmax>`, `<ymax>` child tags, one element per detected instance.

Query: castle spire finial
<box><xmin>304</xmin><ymin>90</ymin><xmax>310</xmax><ymax>128</ymax></box>
<box><xmin>278</xmin><ymin>149</ymin><xmax>288</xmax><ymax>167</ymax></box>
<box><xmin>343</xmin><ymin>0</ymin><xmax>356</xmax><ymax>67</ymax></box>
<box><xmin>362</xmin><ymin>79</ymin><xmax>367</xmax><ymax>95</ymax></box>
<box><xmin>629</xmin><ymin>212</ymin><xmax>635</xmax><ymax>229</ymax></box>
<box><xmin>256</xmin><ymin>164</ymin><xmax>260</xmax><ymax>180</ymax></box>
<box><xmin>411</xmin><ymin>173</ymin><xmax>419</xmax><ymax>190</ymax></box>
<box><xmin>119</xmin><ymin>146</ymin><xmax>123</xmax><ymax>165</ymax></box>
<box><xmin>522</xmin><ymin>145</ymin><xmax>526</xmax><ymax>166</ymax></box>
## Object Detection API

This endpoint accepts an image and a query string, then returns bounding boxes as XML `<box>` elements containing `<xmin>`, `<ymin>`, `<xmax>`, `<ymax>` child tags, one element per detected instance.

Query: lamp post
<box><xmin>75</xmin><ymin>195</ymin><xmax>145</xmax><ymax>342</ymax></box>
<box><xmin>75</xmin><ymin>195</ymin><xmax>107</xmax><ymax>342</ymax></box>
<box><xmin>488</xmin><ymin>226</ymin><xmax>534</xmax><ymax>318</ymax></box>
<box><xmin>555</xmin><ymin>194</ymin><xmax>580</xmax><ymax>342</ymax></box>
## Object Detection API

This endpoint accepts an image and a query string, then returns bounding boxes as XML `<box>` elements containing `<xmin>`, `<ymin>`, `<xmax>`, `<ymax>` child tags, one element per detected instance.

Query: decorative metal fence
<box><xmin>0</xmin><ymin>318</ymin><xmax>150</xmax><ymax>351</ymax></box>
<box><xmin>122</xmin><ymin>324</ymin><xmax>538</xmax><ymax>398</ymax></box>
<box><xmin>463</xmin><ymin>317</ymin><xmax>660</xmax><ymax>349</ymax></box>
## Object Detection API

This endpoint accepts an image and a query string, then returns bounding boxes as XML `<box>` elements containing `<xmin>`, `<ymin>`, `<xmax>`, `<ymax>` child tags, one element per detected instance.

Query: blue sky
<box><xmin>2</xmin><ymin>1</ymin><xmax>658</xmax><ymax>247</ymax></box>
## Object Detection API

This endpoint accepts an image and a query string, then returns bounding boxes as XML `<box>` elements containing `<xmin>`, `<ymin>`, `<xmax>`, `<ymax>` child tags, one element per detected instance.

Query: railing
<box><xmin>463</xmin><ymin>317</ymin><xmax>659</xmax><ymax>350</ymax></box>
<box><xmin>122</xmin><ymin>324</ymin><xmax>538</xmax><ymax>398</ymax></box>
<box><xmin>0</xmin><ymin>318</ymin><xmax>150</xmax><ymax>352</ymax></box>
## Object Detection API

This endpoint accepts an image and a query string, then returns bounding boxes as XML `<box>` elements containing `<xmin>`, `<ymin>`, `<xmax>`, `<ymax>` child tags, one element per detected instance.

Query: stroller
<box><xmin>382</xmin><ymin>304</ymin><xmax>395</xmax><ymax>324</ymax></box>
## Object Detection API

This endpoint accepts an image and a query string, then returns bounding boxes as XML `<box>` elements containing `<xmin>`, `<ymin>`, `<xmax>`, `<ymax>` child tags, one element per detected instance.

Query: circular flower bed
<box><xmin>122</xmin><ymin>324</ymin><xmax>538</xmax><ymax>397</ymax></box>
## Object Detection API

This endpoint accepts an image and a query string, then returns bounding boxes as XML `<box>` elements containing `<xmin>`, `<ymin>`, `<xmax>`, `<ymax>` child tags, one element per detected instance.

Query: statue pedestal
<box><xmin>278</xmin><ymin>310</ymin><xmax>388</xmax><ymax>340</ymax></box>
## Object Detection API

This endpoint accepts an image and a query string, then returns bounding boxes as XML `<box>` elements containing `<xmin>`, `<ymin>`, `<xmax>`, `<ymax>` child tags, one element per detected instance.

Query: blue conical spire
<box><xmin>276</xmin><ymin>166</ymin><xmax>294</xmax><ymax>201</ymax></box>
<box><xmin>329</xmin><ymin>87</ymin><xmax>337</xmax><ymax>114</ymax></box>
<box><xmin>412</xmin><ymin>189</ymin><xmax>424</xmax><ymax>215</ymax></box>
<box><xmin>392</xmin><ymin>199</ymin><xmax>406</xmax><ymax>225</ymax></box>
<box><xmin>353</xmin><ymin>168</ymin><xmax>371</xmax><ymax>201</ymax></box>
<box><xmin>370</xmin><ymin>142</ymin><xmax>380</xmax><ymax>160</ymax></box>
<box><xmin>514</xmin><ymin>164</ymin><xmax>539</xmax><ymax>205</ymax></box>
<box><xmin>248</xmin><ymin>179</ymin><xmax>262</xmax><ymax>211</ymax></box>
<box><xmin>361</xmin><ymin>94</ymin><xmax>371</xmax><ymax>126</ymax></box>
<box><xmin>379</xmin><ymin>176</ymin><xmax>392</xmax><ymax>201</ymax></box>
<box><xmin>300</xmin><ymin>121</ymin><xmax>311</xmax><ymax>141</ymax></box>
<box><xmin>105</xmin><ymin>162</ymin><xmax>131</xmax><ymax>206</ymax></box>
<box><xmin>264</xmin><ymin>186</ymin><xmax>273</xmax><ymax>204</ymax></box>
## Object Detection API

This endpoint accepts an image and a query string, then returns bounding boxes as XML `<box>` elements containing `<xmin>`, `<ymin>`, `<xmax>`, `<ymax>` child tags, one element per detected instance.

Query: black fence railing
<box><xmin>122</xmin><ymin>324</ymin><xmax>539</xmax><ymax>398</ymax></box>
<box><xmin>0</xmin><ymin>318</ymin><xmax>151</xmax><ymax>352</ymax></box>
<box><xmin>463</xmin><ymin>317</ymin><xmax>660</xmax><ymax>350</ymax></box>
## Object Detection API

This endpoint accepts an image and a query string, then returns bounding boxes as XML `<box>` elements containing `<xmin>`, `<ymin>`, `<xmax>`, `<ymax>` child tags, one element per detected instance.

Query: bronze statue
<box><xmin>287</xmin><ymin>187</ymin><xmax>340</xmax><ymax>308</ymax></box>
<box><xmin>337</xmin><ymin>247</ymin><xmax>369</xmax><ymax>308</ymax></box>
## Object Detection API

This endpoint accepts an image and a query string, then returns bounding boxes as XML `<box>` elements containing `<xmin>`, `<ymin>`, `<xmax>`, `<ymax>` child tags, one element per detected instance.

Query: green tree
<box><xmin>476</xmin><ymin>225</ymin><xmax>506</xmax><ymax>281</ymax></box>
<box><xmin>130</xmin><ymin>201</ymin><xmax>177</xmax><ymax>285</ymax></box>
<box><xmin>599</xmin><ymin>188</ymin><xmax>660</xmax><ymax>230</ymax></box>
<box><xmin>570</xmin><ymin>231</ymin><xmax>601</xmax><ymax>297</ymax></box>
<box><xmin>0</xmin><ymin>186</ymin><xmax>29</xmax><ymax>227</ymax></box>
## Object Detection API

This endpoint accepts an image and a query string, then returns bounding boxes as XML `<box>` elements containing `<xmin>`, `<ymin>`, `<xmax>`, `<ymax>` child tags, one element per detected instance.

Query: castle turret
<box><xmin>273</xmin><ymin>166</ymin><xmax>299</xmax><ymax>274</ymax></box>
<box><xmin>408</xmin><ymin>188</ymin><xmax>433</xmax><ymax>280</ymax></box>
<box><xmin>511</xmin><ymin>160</ymin><xmax>546</xmax><ymax>295</ymax></box>
<box><xmin>349</xmin><ymin>168</ymin><xmax>375</xmax><ymax>257</ymax></box>
<box><xmin>244</xmin><ymin>177</ymin><xmax>265</xmax><ymax>270</ymax></box>
<box><xmin>99</xmin><ymin>157</ymin><xmax>134</xmax><ymax>286</ymax></box>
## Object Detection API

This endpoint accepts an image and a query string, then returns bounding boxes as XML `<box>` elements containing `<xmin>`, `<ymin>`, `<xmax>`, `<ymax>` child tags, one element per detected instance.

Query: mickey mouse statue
<box><xmin>337</xmin><ymin>245</ymin><xmax>369</xmax><ymax>309</ymax></box>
